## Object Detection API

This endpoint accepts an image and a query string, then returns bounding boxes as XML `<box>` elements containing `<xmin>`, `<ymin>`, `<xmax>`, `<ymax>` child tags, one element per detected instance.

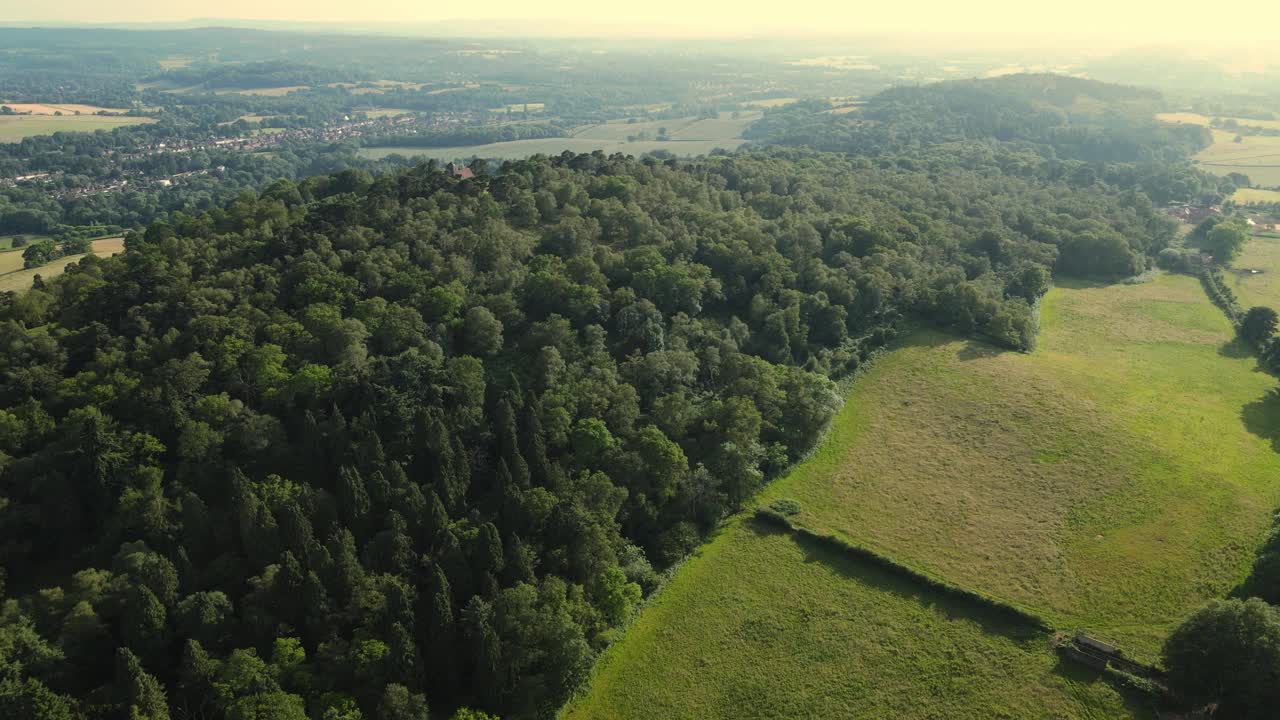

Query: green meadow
<box><xmin>0</xmin><ymin>113</ymin><xmax>153</xmax><ymax>142</ymax></box>
<box><xmin>358</xmin><ymin>112</ymin><xmax>758</xmax><ymax>162</ymax></box>
<box><xmin>566</xmin><ymin>273</ymin><xmax>1280</xmax><ymax>719</ymax></box>
<box><xmin>563</xmin><ymin>519</ymin><xmax>1145</xmax><ymax>720</ymax></box>
<box><xmin>1229</xmin><ymin>234</ymin><xmax>1280</xmax><ymax>309</ymax></box>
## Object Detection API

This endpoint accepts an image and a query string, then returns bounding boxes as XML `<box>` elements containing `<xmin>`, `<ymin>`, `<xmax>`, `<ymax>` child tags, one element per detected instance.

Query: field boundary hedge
<box><xmin>1200</xmin><ymin>266</ymin><xmax>1242</xmax><ymax>325</ymax></box>
<box><xmin>754</xmin><ymin>508</ymin><xmax>1054</xmax><ymax>631</ymax></box>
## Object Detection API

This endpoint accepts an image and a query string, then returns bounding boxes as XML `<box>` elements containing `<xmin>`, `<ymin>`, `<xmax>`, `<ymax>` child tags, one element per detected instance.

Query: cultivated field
<box><xmin>0</xmin><ymin>103</ymin><xmax>133</xmax><ymax>115</ymax></box>
<box><xmin>0</xmin><ymin>237</ymin><xmax>124</xmax><ymax>293</ymax></box>
<box><xmin>1229</xmin><ymin>235</ymin><xmax>1280</xmax><ymax>309</ymax></box>
<box><xmin>0</xmin><ymin>114</ymin><xmax>153</xmax><ymax>142</ymax></box>
<box><xmin>567</xmin><ymin>272</ymin><xmax>1280</xmax><ymax>719</ymax></box>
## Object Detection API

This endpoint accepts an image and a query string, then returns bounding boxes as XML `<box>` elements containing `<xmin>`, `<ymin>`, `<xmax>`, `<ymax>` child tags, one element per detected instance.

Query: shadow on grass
<box><xmin>1051</xmin><ymin>655</ymin><xmax>1162</xmax><ymax>720</ymax></box>
<box><xmin>745</xmin><ymin>517</ymin><xmax>1041</xmax><ymax>642</ymax></box>
<box><xmin>955</xmin><ymin>339</ymin><xmax>1003</xmax><ymax>362</ymax></box>
<box><xmin>1241</xmin><ymin>387</ymin><xmax>1280</xmax><ymax>453</ymax></box>
<box><xmin>1218</xmin><ymin>338</ymin><xmax>1256</xmax><ymax>360</ymax></box>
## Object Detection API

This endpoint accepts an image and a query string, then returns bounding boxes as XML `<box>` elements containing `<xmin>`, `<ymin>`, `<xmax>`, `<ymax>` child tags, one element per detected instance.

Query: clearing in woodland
<box><xmin>0</xmin><ymin>237</ymin><xmax>125</xmax><ymax>293</ymax></box>
<box><xmin>566</xmin><ymin>273</ymin><xmax>1280</xmax><ymax>719</ymax></box>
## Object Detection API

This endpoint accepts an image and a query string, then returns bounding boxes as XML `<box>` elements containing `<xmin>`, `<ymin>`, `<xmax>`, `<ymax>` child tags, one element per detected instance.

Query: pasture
<box><xmin>1229</xmin><ymin>235</ymin><xmax>1280</xmax><ymax>309</ymax></box>
<box><xmin>213</xmin><ymin>85</ymin><xmax>310</xmax><ymax>96</ymax></box>
<box><xmin>567</xmin><ymin>272</ymin><xmax>1280</xmax><ymax>719</ymax></box>
<box><xmin>1157</xmin><ymin>112</ymin><xmax>1280</xmax><ymax>132</ymax></box>
<box><xmin>0</xmin><ymin>237</ymin><xmax>124</xmax><ymax>293</ymax></box>
<box><xmin>563</xmin><ymin>517</ymin><xmax>1144</xmax><ymax>720</ymax></box>
<box><xmin>0</xmin><ymin>114</ymin><xmax>153</xmax><ymax>142</ymax></box>
<box><xmin>755</xmin><ymin>274</ymin><xmax>1280</xmax><ymax>656</ymax></box>
<box><xmin>1186</xmin><ymin>129</ymin><xmax>1280</xmax><ymax>187</ymax></box>
<box><xmin>360</xmin><ymin>112</ymin><xmax>757</xmax><ymax>162</ymax></box>
<box><xmin>1233</xmin><ymin>187</ymin><xmax>1280</xmax><ymax>204</ymax></box>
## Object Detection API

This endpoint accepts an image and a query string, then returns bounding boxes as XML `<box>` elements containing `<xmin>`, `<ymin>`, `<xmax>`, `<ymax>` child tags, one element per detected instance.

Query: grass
<box><xmin>1184</xmin><ymin>129</ymin><xmax>1280</xmax><ymax>186</ymax></box>
<box><xmin>567</xmin><ymin>273</ymin><xmax>1280</xmax><ymax>720</ymax></box>
<box><xmin>563</xmin><ymin>519</ymin><xmax>1146</xmax><ymax>720</ymax></box>
<box><xmin>0</xmin><ymin>237</ymin><xmax>124</xmax><ymax>293</ymax></box>
<box><xmin>1158</xmin><ymin>112</ymin><xmax>1280</xmax><ymax>132</ymax></box>
<box><xmin>1233</xmin><ymin>187</ymin><xmax>1280</xmax><ymax>204</ymax></box>
<box><xmin>0</xmin><ymin>114</ymin><xmax>153</xmax><ymax>142</ymax></box>
<box><xmin>1229</xmin><ymin>235</ymin><xmax>1280</xmax><ymax>309</ymax></box>
<box><xmin>754</xmin><ymin>274</ymin><xmax>1280</xmax><ymax>656</ymax></box>
<box><xmin>361</xmin><ymin>112</ymin><xmax>755</xmax><ymax>162</ymax></box>
<box><xmin>212</xmin><ymin>85</ymin><xmax>310</xmax><ymax>96</ymax></box>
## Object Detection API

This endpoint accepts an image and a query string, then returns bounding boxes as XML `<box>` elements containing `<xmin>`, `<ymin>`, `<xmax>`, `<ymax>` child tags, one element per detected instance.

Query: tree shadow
<box><xmin>1050</xmin><ymin>655</ymin><xmax>1162</xmax><ymax>719</ymax></box>
<box><xmin>1218</xmin><ymin>338</ymin><xmax>1255</xmax><ymax>360</ymax></box>
<box><xmin>1241</xmin><ymin>387</ymin><xmax>1280</xmax><ymax>453</ymax></box>
<box><xmin>956</xmin><ymin>339</ymin><xmax>1003</xmax><ymax>362</ymax></box>
<box><xmin>744</xmin><ymin>517</ymin><xmax>1040</xmax><ymax>642</ymax></box>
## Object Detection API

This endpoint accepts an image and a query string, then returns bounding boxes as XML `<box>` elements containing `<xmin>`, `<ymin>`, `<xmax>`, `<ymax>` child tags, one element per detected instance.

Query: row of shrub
<box><xmin>754</xmin><ymin>506</ymin><xmax>1052</xmax><ymax>631</ymax></box>
<box><xmin>1200</xmin><ymin>266</ymin><xmax>1243</xmax><ymax>324</ymax></box>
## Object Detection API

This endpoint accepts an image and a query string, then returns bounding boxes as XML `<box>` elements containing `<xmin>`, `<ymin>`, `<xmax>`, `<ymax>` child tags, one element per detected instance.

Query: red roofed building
<box><xmin>446</xmin><ymin>162</ymin><xmax>475</xmax><ymax>180</ymax></box>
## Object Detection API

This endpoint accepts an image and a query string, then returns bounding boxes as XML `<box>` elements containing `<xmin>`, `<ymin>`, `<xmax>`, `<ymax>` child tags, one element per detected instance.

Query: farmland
<box><xmin>1229</xmin><ymin>235</ymin><xmax>1280</xmax><ymax>309</ymax></box>
<box><xmin>1233</xmin><ymin>187</ymin><xmax>1280</xmax><ymax>204</ymax></box>
<box><xmin>0</xmin><ymin>237</ymin><xmax>125</xmax><ymax>293</ymax></box>
<box><xmin>0</xmin><ymin>113</ymin><xmax>154</xmax><ymax>142</ymax></box>
<box><xmin>567</xmin><ymin>273</ymin><xmax>1280</xmax><ymax>719</ymax></box>
<box><xmin>359</xmin><ymin>112</ymin><xmax>759</xmax><ymax>162</ymax></box>
<box><xmin>562</xmin><ymin>518</ymin><xmax>1144</xmax><ymax>720</ymax></box>
<box><xmin>1156</xmin><ymin>117</ymin><xmax>1280</xmax><ymax>186</ymax></box>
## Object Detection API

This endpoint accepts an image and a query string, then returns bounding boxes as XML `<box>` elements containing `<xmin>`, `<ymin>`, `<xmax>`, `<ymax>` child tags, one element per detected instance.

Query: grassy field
<box><xmin>0</xmin><ymin>114</ymin><xmax>153</xmax><ymax>142</ymax></box>
<box><xmin>0</xmin><ymin>103</ymin><xmax>134</xmax><ymax>115</ymax></box>
<box><xmin>566</xmin><ymin>272</ymin><xmax>1280</xmax><ymax>719</ymax></box>
<box><xmin>1157</xmin><ymin>112</ymin><xmax>1280</xmax><ymax>132</ymax></box>
<box><xmin>1229</xmin><ymin>235</ymin><xmax>1280</xmax><ymax>309</ymax></box>
<box><xmin>564</xmin><ymin>519</ymin><xmax>1145</xmax><ymax>720</ymax></box>
<box><xmin>213</xmin><ymin>85</ymin><xmax>310</xmax><ymax>96</ymax></box>
<box><xmin>361</xmin><ymin>112</ymin><xmax>756</xmax><ymax>163</ymax></box>
<box><xmin>0</xmin><ymin>237</ymin><xmax>124</xmax><ymax>293</ymax></box>
<box><xmin>360</xmin><ymin>138</ymin><xmax>746</xmax><ymax>162</ymax></box>
<box><xmin>753</xmin><ymin>274</ymin><xmax>1280</xmax><ymax>655</ymax></box>
<box><xmin>1178</xmin><ymin>128</ymin><xmax>1280</xmax><ymax>186</ymax></box>
<box><xmin>1233</xmin><ymin>187</ymin><xmax>1280</xmax><ymax>204</ymax></box>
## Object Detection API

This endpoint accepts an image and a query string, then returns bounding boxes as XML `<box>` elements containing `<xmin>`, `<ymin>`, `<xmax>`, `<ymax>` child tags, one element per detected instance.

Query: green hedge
<box><xmin>754</xmin><ymin>508</ymin><xmax>1053</xmax><ymax>631</ymax></box>
<box><xmin>1201</xmin><ymin>266</ymin><xmax>1242</xmax><ymax>325</ymax></box>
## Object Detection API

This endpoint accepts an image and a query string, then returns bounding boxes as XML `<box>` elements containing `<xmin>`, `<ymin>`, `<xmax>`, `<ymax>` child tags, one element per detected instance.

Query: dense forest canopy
<box><xmin>0</xmin><ymin>139</ymin><xmax>1183</xmax><ymax>718</ymax></box>
<box><xmin>743</xmin><ymin>75</ymin><xmax>1237</xmax><ymax>206</ymax></box>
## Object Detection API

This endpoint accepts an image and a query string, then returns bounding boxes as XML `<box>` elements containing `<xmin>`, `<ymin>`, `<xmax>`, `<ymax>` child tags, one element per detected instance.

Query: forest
<box><xmin>0</xmin><ymin>135</ymin><xmax>1188</xmax><ymax>719</ymax></box>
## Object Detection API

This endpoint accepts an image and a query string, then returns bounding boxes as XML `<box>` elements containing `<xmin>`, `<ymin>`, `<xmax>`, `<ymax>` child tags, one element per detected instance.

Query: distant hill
<box><xmin>747</xmin><ymin>73</ymin><xmax>1212</xmax><ymax>163</ymax></box>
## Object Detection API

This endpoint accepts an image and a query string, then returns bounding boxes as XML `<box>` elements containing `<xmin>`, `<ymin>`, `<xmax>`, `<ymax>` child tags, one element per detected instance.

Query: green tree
<box><xmin>1203</xmin><ymin>219</ymin><xmax>1250</xmax><ymax>264</ymax></box>
<box><xmin>1240</xmin><ymin>306</ymin><xmax>1279</xmax><ymax>347</ymax></box>
<box><xmin>1162</xmin><ymin>598</ymin><xmax>1280</xmax><ymax>718</ymax></box>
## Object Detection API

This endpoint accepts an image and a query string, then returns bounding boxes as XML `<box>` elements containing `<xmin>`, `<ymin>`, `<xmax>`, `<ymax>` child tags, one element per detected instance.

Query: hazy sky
<box><xmin>3</xmin><ymin>0</ymin><xmax>1277</xmax><ymax>45</ymax></box>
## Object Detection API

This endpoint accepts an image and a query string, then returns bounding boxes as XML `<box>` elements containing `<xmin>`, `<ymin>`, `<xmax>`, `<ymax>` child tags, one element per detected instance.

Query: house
<box><xmin>445</xmin><ymin>162</ymin><xmax>475</xmax><ymax>180</ymax></box>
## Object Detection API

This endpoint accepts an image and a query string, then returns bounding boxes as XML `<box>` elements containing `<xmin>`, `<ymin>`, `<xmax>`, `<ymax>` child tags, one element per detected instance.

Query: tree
<box><xmin>462</xmin><ymin>306</ymin><xmax>504</xmax><ymax>357</ymax></box>
<box><xmin>1203</xmin><ymin>219</ymin><xmax>1250</xmax><ymax>264</ymax></box>
<box><xmin>1162</xmin><ymin>598</ymin><xmax>1280</xmax><ymax>718</ymax></box>
<box><xmin>116</xmin><ymin>647</ymin><xmax>171</xmax><ymax>720</ymax></box>
<box><xmin>378</xmin><ymin>684</ymin><xmax>428</xmax><ymax>720</ymax></box>
<box><xmin>1240</xmin><ymin>306</ymin><xmax>1279</xmax><ymax>347</ymax></box>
